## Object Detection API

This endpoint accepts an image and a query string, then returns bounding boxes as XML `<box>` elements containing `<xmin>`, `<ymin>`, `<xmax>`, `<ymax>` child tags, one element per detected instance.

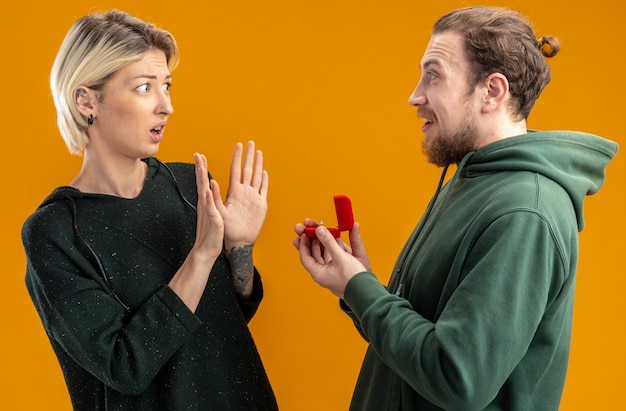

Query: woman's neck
<box><xmin>71</xmin><ymin>151</ymin><xmax>149</xmax><ymax>199</ymax></box>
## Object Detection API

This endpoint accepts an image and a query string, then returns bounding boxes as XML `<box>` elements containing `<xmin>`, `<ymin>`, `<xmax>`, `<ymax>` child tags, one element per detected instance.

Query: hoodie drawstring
<box><xmin>391</xmin><ymin>153</ymin><xmax>473</xmax><ymax>298</ymax></box>
<box><xmin>64</xmin><ymin>194</ymin><xmax>132</xmax><ymax>312</ymax></box>
<box><xmin>62</xmin><ymin>159</ymin><xmax>198</xmax><ymax>313</ymax></box>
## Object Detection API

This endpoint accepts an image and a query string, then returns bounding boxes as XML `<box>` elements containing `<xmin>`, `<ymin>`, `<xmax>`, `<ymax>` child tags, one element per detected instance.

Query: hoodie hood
<box><xmin>461</xmin><ymin>130</ymin><xmax>618</xmax><ymax>230</ymax></box>
<box><xmin>38</xmin><ymin>186</ymin><xmax>90</xmax><ymax>208</ymax></box>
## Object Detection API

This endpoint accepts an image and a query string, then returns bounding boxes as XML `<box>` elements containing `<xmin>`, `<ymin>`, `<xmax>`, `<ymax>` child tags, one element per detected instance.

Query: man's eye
<box><xmin>136</xmin><ymin>84</ymin><xmax>149</xmax><ymax>93</ymax></box>
<box><xmin>428</xmin><ymin>72</ymin><xmax>437</xmax><ymax>81</ymax></box>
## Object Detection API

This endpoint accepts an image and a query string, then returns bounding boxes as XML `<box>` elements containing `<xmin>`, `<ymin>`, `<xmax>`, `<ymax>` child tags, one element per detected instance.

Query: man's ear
<box><xmin>74</xmin><ymin>86</ymin><xmax>95</xmax><ymax>117</ymax></box>
<box><xmin>482</xmin><ymin>73</ymin><xmax>509</xmax><ymax>113</ymax></box>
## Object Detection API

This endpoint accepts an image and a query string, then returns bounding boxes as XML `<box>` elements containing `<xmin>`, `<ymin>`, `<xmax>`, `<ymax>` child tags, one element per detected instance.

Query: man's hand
<box><xmin>293</xmin><ymin>220</ymin><xmax>370</xmax><ymax>299</ymax></box>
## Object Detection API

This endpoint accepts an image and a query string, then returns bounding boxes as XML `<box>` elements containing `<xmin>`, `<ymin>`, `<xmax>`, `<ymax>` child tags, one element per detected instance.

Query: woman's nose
<box><xmin>158</xmin><ymin>94</ymin><xmax>173</xmax><ymax>116</ymax></box>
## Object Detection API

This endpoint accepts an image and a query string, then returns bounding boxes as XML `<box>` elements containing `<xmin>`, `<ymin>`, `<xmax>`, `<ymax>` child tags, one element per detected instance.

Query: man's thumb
<box><xmin>315</xmin><ymin>226</ymin><xmax>341</xmax><ymax>253</ymax></box>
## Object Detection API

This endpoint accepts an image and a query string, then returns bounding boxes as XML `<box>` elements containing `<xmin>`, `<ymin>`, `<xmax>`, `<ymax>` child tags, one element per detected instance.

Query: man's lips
<box><xmin>418</xmin><ymin>110</ymin><xmax>435</xmax><ymax>133</ymax></box>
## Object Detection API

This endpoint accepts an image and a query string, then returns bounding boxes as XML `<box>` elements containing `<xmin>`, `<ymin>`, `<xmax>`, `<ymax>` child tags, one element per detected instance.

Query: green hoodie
<box><xmin>342</xmin><ymin>131</ymin><xmax>617</xmax><ymax>410</ymax></box>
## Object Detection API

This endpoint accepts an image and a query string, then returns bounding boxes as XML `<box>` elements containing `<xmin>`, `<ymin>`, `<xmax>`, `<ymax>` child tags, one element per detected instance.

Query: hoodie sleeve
<box><xmin>22</xmin><ymin>204</ymin><xmax>203</xmax><ymax>396</ymax></box>
<box><xmin>342</xmin><ymin>208</ymin><xmax>572</xmax><ymax>409</ymax></box>
<box><xmin>238</xmin><ymin>269</ymin><xmax>264</xmax><ymax>322</ymax></box>
<box><xmin>339</xmin><ymin>299</ymin><xmax>371</xmax><ymax>342</ymax></box>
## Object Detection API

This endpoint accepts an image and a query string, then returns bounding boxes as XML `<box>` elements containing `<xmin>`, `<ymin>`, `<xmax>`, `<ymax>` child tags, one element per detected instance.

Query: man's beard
<box><xmin>421</xmin><ymin>111</ymin><xmax>479</xmax><ymax>167</ymax></box>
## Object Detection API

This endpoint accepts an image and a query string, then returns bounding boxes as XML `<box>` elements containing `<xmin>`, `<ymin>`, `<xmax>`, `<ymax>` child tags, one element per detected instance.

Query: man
<box><xmin>293</xmin><ymin>6</ymin><xmax>618</xmax><ymax>410</ymax></box>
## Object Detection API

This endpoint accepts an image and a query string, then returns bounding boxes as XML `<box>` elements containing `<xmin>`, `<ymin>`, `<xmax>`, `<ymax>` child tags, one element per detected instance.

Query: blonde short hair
<box><xmin>50</xmin><ymin>10</ymin><xmax>179</xmax><ymax>154</ymax></box>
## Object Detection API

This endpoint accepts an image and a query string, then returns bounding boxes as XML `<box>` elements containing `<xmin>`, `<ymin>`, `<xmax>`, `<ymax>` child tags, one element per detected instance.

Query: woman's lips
<box><xmin>150</xmin><ymin>126</ymin><xmax>164</xmax><ymax>142</ymax></box>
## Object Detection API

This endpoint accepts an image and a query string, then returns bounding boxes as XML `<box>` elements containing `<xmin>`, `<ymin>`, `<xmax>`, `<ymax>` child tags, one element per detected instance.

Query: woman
<box><xmin>22</xmin><ymin>10</ymin><xmax>278</xmax><ymax>410</ymax></box>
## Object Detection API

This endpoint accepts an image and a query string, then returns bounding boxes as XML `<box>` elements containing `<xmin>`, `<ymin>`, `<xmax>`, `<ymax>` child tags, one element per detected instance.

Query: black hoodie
<box><xmin>22</xmin><ymin>158</ymin><xmax>278</xmax><ymax>410</ymax></box>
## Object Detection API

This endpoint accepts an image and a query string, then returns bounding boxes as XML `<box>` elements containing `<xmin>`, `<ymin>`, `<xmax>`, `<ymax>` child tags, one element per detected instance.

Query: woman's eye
<box><xmin>136</xmin><ymin>84</ymin><xmax>149</xmax><ymax>93</ymax></box>
<box><xmin>162</xmin><ymin>83</ymin><xmax>171</xmax><ymax>92</ymax></box>
<box><xmin>428</xmin><ymin>72</ymin><xmax>437</xmax><ymax>81</ymax></box>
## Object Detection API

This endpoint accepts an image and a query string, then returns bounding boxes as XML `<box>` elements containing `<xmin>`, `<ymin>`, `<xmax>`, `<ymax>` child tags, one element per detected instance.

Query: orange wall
<box><xmin>1</xmin><ymin>1</ymin><xmax>623</xmax><ymax>409</ymax></box>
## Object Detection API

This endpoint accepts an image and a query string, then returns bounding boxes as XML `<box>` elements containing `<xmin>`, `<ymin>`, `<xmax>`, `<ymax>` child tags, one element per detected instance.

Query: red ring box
<box><xmin>305</xmin><ymin>195</ymin><xmax>354</xmax><ymax>238</ymax></box>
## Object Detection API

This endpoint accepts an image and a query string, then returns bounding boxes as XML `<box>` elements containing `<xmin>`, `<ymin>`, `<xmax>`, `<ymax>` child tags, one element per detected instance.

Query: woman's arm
<box><xmin>215</xmin><ymin>141</ymin><xmax>269</xmax><ymax>299</ymax></box>
<box><xmin>168</xmin><ymin>153</ymin><xmax>225</xmax><ymax>311</ymax></box>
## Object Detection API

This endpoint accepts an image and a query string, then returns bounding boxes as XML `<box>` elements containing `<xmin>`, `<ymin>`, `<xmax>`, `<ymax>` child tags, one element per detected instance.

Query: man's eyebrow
<box><xmin>421</xmin><ymin>59</ymin><xmax>442</xmax><ymax>70</ymax></box>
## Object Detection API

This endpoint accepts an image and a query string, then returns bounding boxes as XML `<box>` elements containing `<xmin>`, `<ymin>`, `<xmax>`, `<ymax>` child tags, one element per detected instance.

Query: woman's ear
<box><xmin>74</xmin><ymin>86</ymin><xmax>95</xmax><ymax>117</ymax></box>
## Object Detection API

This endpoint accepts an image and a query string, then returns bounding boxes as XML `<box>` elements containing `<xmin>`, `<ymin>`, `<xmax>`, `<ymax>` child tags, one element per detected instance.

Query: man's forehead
<box><xmin>420</xmin><ymin>32</ymin><xmax>466</xmax><ymax>69</ymax></box>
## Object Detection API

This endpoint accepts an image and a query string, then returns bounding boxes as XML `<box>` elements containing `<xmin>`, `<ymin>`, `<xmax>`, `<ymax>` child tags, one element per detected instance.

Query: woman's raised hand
<box><xmin>216</xmin><ymin>141</ymin><xmax>269</xmax><ymax>251</ymax></box>
<box><xmin>192</xmin><ymin>152</ymin><xmax>225</xmax><ymax>261</ymax></box>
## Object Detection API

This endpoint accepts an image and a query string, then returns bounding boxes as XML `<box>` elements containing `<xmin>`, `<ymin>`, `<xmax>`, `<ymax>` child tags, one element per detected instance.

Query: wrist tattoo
<box><xmin>225</xmin><ymin>245</ymin><xmax>253</xmax><ymax>296</ymax></box>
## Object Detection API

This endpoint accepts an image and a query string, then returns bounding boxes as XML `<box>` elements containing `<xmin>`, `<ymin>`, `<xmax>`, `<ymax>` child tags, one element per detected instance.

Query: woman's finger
<box><xmin>240</xmin><ymin>141</ymin><xmax>255</xmax><ymax>184</ymax></box>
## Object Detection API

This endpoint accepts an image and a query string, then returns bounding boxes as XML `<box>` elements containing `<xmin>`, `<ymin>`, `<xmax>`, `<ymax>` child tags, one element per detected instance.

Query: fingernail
<box><xmin>317</xmin><ymin>226</ymin><xmax>327</xmax><ymax>236</ymax></box>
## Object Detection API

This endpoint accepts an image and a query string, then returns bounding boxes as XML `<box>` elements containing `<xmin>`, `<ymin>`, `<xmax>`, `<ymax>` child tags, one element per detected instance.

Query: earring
<box><xmin>87</xmin><ymin>114</ymin><xmax>94</xmax><ymax>127</ymax></box>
